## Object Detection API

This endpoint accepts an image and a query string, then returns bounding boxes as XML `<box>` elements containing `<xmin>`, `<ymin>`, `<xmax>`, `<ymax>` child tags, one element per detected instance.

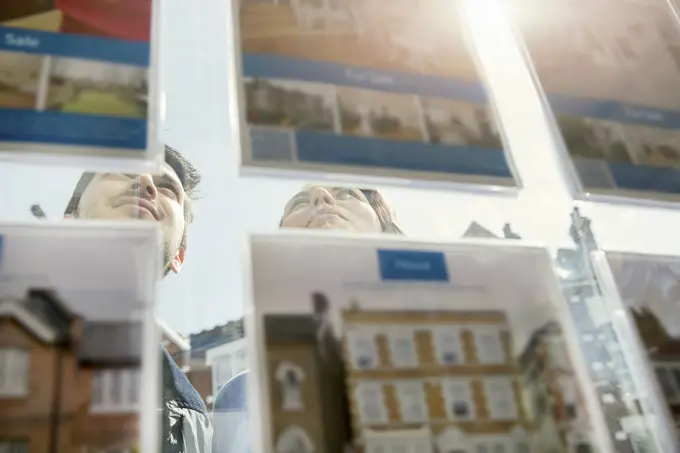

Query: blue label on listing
<box><xmin>378</xmin><ymin>250</ymin><xmax>449</xmax><ymax>282</ymax></box>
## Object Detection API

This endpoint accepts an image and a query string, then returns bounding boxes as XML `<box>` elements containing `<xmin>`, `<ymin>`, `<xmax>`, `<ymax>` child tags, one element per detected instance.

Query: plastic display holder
<box><xmin>593</xmin><ymin>251</ymin><xmax>680</xmax><ymax>451</ymax></box>
<box><xmin>0</xmin><ymin>221</ymin><xmax>161</xmax><ymax>453</ymax></box>
<box><xmin>228</xmin><ymin>0</ymin><xmax>521</xmax><ymax>193</ymax></box>
<box><xmin>0</xmin><ymin>0</ymin><xmax>164</xmax><ymax>174</ymax></box>
<box><xmin>245</xmin><ymin>231</ymin><xmax>614</xmax><ymax>453</ymax></box>
<box><xmin>505</xmin><ymin>0</ymin><xmax>680</xmax><ymax>207</ymax></box>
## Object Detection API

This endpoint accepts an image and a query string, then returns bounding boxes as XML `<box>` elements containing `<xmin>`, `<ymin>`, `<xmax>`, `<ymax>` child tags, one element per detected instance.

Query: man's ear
<box><xmin>169</xmin><ymin>247</ymin><xmax>185</xmax><ymax>274</ymax></box>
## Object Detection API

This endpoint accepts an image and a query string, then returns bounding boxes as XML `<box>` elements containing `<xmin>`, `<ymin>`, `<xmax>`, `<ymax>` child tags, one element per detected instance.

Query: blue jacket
<box><xmin>212</xmin><ymin>371</ymin><xmax>249</xmax><ymax>453</ymax></box>
<box><xmin>162</xmin><ymin>350</ymin><xmax>213</xmax><ymax>453</ymax></box>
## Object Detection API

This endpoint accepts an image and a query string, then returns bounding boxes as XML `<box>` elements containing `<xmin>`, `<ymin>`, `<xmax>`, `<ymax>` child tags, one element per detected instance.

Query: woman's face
<box><xmin>281</xmin><ymin>186</ymin><xmax>382</xmax><ymax>233</ymax></box>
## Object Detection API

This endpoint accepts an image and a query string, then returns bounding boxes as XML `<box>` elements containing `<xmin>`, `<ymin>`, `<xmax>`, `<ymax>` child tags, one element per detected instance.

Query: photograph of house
<box><xmin>262</xmin><ymin>292</ymin><xmax>348</xmax><ymax>453</ymax></box>
<box><xmin>337</xmin><ymin>87</ymin><xmax>424</xmax><ymax>142</ymax></box>
<box><xmin>47</xmin><ymin>57</ymin><xmax>147</xmax><ymax>119</ymax></box>
<box><xmin>0</xmin><ymin>288</ymin><xmax>153</xmax><ymax>453</ymax></box>
<box><xmin>618</xmin><ymin>124</ymin><xmax>680</xmax><ymax>169</ymax></box>
<box><xmin>245</xmin><ymin>78</ymin><xmax>336</xmax><ymax>132</ymax></box>
<box><xmin>519</xmin><ymin>322</ymin><xmax>595</xmax><ymax>453</ymax></box>
<box><xmin>420</xmin><ymin>97</ymin><xmax>502</xmax><ymax>149</ymax></box>
<box><xmin>0</xmin><ymin>51</ymin><xmax>42</xmax><ymax>110</ymax></box>
<box><xmin>250</xmin><ymin>234</ymin><xmax>610</xmax><ymax>453</ymax></box>
<box><xmin>238</xmin><ymin>0</ymin><xmax>478</xmax><ymax>79</ymax></box>
<box><xmin>557</xmin><ymin>116</ymin><xmax>634</xmax><ymax>164</ymax></box>
<box><xmin>342</xmin><ymin>306</ymin><xmax>534</xmax><ymax>453</ymax></box>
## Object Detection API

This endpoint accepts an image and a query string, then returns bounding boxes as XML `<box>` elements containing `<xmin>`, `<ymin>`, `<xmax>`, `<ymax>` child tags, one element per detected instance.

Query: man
<box><xmin>64</xmin><ymin>144</ymin><xmax>212</xmax><ymax>453</ymax></box>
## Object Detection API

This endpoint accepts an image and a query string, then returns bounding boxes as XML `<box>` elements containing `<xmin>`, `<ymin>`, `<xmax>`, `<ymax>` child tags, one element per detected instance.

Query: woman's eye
<box><xmin>335</xmin><ymin>189</ymin><xmax>353</xmax><ymax>199</ymax></box>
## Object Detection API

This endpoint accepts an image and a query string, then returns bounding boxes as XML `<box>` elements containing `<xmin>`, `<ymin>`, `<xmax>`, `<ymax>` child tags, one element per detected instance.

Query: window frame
<box><xmin>346</xmin><ymin>327</ymin><xmax>379</xmax><ymax>370</ymax></box>
<box><xmin>473</xmin><ymin>327</ymin><xmax>505</xmax><ymax>365</ymax></box>
<box><xmin>386</xmin><ymin>327</ymin><xmax>418</xmax><ymax>368</ymax></box>
<box><xmin>432</xmin><ymin>326</ymin><xmax>464</xmax><ymax>366</ymax></box>
<box><xmin>394</xmin><ymin>380</ymin><xmax>428</xmax><ymax>423</ymax></box>
<box><xmin>90</xmin><ymin>368</ymin><xmax>141</xmax><ymax>413</ymax></box>
<box><xmin>442</xmin><ymin>378</ymin><xmax>475</xmax><ymax>421</ymax></box>
<box><xmin>355</xmin><ymin>381</ymin><xmax>388</xmax><ymax>425</ymax></box>
<box><xmin>0</xmin><ymin>348</ymin><xmax>30</xmax><ymax>398</ymax></box>
<box><xmin>483</xmin><ymin>377</ymin><xmax>518</xmax><ymax>421</ymax></box>
<box><xmin>0</xmin><ymin>439</ymin><xmax>29</xmax><ymax>453</ymax></box>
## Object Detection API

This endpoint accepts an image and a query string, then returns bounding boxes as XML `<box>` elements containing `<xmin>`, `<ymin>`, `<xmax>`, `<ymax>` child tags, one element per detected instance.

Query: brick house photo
<box><xmin>0</xmin><ymin>288</ymin><xmax>186</xmax><ymax>453</ymax></box>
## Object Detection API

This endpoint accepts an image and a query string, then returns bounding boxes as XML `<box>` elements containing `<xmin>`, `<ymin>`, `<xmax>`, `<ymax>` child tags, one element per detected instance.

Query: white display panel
<box><xmin>0</xmin><ymin>1</ymin><xmax>164</xmax><ymax>173</ymax></box>
<box><xmin>229</xmin><ymin>0</ymin><xmax>520</xmax><ymax>192</ymax></box>
<box><xmin>508</xmin><ymin>0</ymin><xmax>680</xmax><ymax>204</ymax></box>
<box><xmin>246</xmin><ymin>232</ymin><xmax>612</xmax><ymax>453</ymax></box>
<box><xmin>0</xmin><ymin>221</ymin><xmax>161</xmax><ymax>453</ymax></box>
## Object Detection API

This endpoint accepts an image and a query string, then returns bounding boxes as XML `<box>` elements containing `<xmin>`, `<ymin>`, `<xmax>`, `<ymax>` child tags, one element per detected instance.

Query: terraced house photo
<box><xmin>337</xmin><ymin>87</ymin><xmax>424</xmax><ymax>142</ymax></box>
<box><xmin>245</xmin><ymin>78</ymin><xmax>336</xmax><ymax>132</ymax></box>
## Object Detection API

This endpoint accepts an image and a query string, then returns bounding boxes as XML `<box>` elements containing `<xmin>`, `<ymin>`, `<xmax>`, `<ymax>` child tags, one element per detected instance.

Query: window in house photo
<box><xmin>394</xmin><ymin>380</ymin><xmax>428</xmax><ymax>422</ymax></box>
<box><xmin>0</xmin><ymin>440</ymin><xmax>28</xmax><ymax>453</ymax></box>
<box><xmin>90</xmin><ymin>369</ymin><xmax>141</xmax><ymax>412</ymax></box>
<box><xmin>274</xmin><ymin>361</ymin><xmax>305</xmax><ymax>411</ymax></box>
<box><xmin>558</xmin><ymin>376</ymin><xmax>579</xmax><ymax>420</ymax></box>
<box><xmin>654</xmin><ymin>365</ymin><xmax>680</xmax><ymax>403</ymax></box>
<box><xmin>484</xmin><ymin>378</ymin><xmax>518</xmax><ymax>420</ymax></box>
<box><xmin>0</xmin><ymin>348</ymin><xmax>30</xmax><ymax>397</ymax></box>
<box><xmin>346</xmin><ymin>328</ymin><xmax>379</xmax><ymax>370</ymax></box>
<box><xmin>443</xmin><ymin>379</ymin><xmax>475</xmax><ymax>420</ymax></box>
<box><xmin>387</xmin><ymin>327</ymin><xmax>418</xmax><ymax>368</ymax></box>
<box><xmin>474</xmin><ymin>329</ymin><xmax>505</xmax><ymax>364</ymax></box>
<box><xmin>433</xmin><ymin>327</ymin><xmax>464</xmax><ymax>366</ymax></box>
<box><xmin>355</xmin><ymin>382</ymin><xmax>388</xmax><ymax>424</ymax></box>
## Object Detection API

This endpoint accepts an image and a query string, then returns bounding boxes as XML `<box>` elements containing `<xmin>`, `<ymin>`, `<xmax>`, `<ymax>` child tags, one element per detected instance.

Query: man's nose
<box><xmin>310</xmin><ymin>187</ymin><xmax>334</xmax><ymax>206</ymax></box>
<box><xmin>136</xmin><ymin>174</ymin><xmax>157</xmax><ymax>199</ymax></box>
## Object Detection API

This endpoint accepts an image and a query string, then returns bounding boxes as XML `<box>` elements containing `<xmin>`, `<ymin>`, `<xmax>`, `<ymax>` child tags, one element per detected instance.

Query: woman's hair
<box><xmin>359</xmin><ymin>189</ymin><xmax>404</xmax><ymax>234</ymax></box>
<box><xmin>280</xmin><ymin>187</ymin><xmax>404</xmax><ymax>234</ymax></box>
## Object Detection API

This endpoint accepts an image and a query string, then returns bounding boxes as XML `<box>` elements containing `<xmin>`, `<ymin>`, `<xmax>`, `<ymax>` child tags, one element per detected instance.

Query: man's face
<box><xmin>75</xmin><ymin>163</ymin><xmax>186</xmax><ymax>273</ymax></box>
<box><xmin>281</xmin><ymin>186</ymin><xmax>382</xmax><ymax>233</ymax></box>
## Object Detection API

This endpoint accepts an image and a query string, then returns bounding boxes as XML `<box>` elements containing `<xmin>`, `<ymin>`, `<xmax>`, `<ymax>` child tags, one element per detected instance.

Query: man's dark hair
<box><xmin>65</xmin><ymin>145</ymin><xmax>202</xmax><ymax>266</ymax></box>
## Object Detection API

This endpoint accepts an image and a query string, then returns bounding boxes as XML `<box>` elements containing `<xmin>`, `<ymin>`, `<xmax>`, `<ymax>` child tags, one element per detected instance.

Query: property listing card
<box><xmin>247</xmin><ymin>233</ymin><xmax>611</xmax><ymax>453</ymax></box>
<box><xmin>509</xmin><ymin>0</ymin><xmax>680</xmax><ymax>201</ymax></box>
<box><xmin>0</xmin><ymin>1</ymin><xmax>156</xmax><ymax>163</ymax></box>
<box><xmin>0</xmin><ymin>222</ymin><xmax>161</xmax><ymax>453</ymax></box>
<box><xmin>235</xmin><ymin>0</ymin><xmax>517</xmax><ymax>188</ymax></box>
<box><xmin>607</xmin><ymin>252</ymin><xmax>680</xmax><ymax>442</ymax></box>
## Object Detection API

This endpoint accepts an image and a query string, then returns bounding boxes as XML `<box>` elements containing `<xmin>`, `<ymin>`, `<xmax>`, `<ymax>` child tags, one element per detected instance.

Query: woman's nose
<box><xmin>310</xmin><ymin>187</ymin><xmax>335</xmax><ymax>206</ymax></box>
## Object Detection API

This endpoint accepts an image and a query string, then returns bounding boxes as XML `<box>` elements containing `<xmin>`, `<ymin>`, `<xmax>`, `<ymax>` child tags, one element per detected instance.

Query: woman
<box><xmin>279</xmin><ymin>186</ymin><xmax>403</xmax><ymax>234</ymax></box>
<box><xmin>212</xmin><ymin>186</ymin><xmax>402</xmax><ymax>453</ymax></box>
